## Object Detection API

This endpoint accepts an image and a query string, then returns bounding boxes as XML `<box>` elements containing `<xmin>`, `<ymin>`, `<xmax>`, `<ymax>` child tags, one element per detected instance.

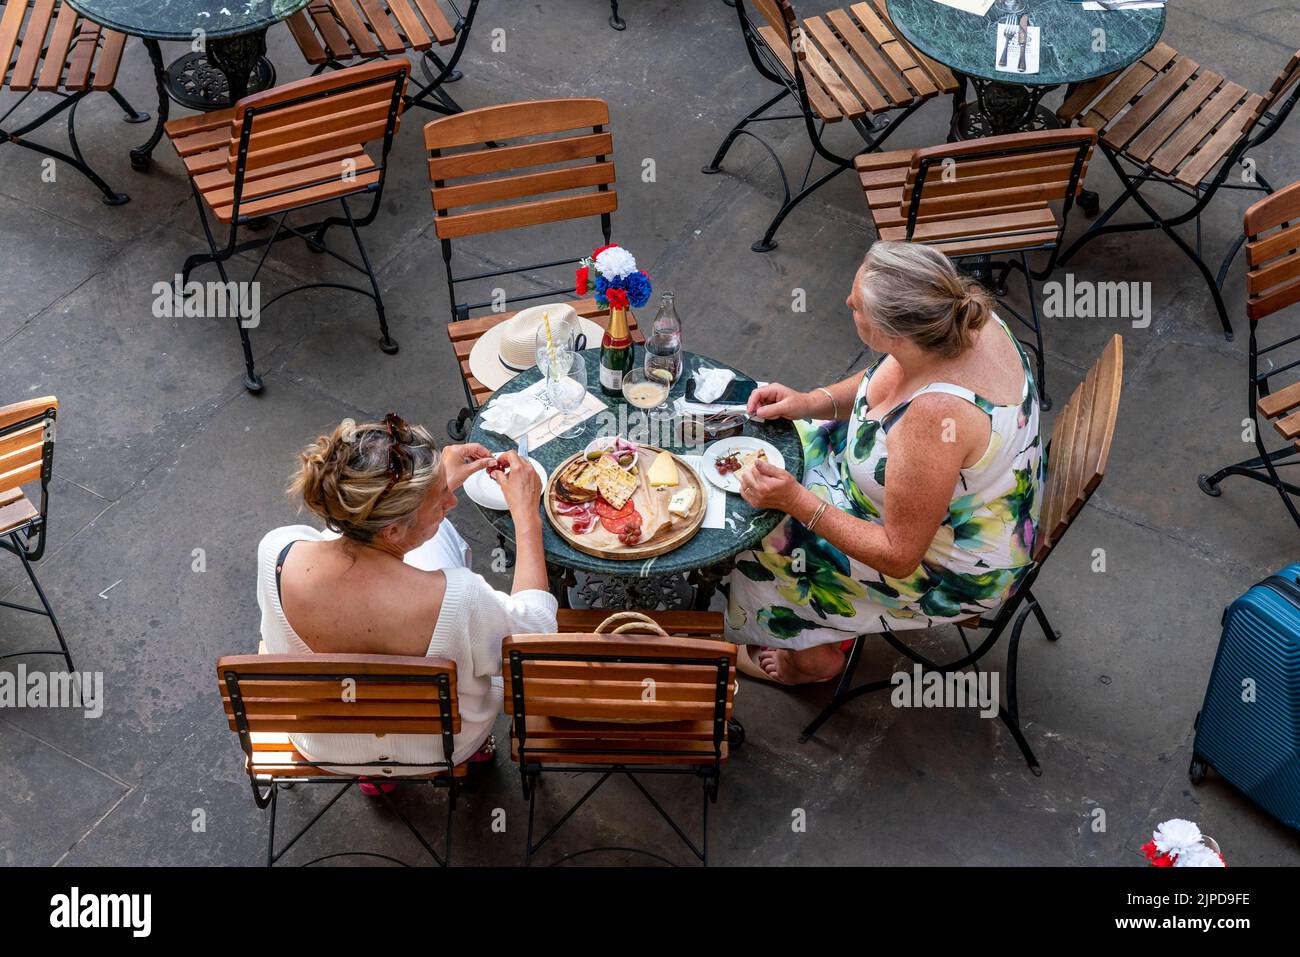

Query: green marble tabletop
<box><xmin>66</xmin><ymin>0</ymin><xmax>309</xmax><ymax>40</ymax></box>
<box><xmin>886</xmin><ymin>0</ymin><xmax>1165</xmax><ymax>87</ymax></box>
<box><xmin>466</xmin><ymin>350</ymin><xmax>805</xmax><ymax>579</ymax></box>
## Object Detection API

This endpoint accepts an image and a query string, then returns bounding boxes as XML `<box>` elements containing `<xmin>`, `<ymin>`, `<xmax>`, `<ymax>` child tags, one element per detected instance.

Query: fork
<box><xmin>998</xmin><ymin>16</ymin><xmax>1016</xmax><ymax>68</ymax></box>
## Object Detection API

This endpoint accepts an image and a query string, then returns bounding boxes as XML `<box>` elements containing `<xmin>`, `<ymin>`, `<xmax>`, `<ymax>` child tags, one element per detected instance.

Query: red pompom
<box><xmin>575</xmin><ymin>266</ymin><xmax>588</xmax><ymax>295</ymax></box>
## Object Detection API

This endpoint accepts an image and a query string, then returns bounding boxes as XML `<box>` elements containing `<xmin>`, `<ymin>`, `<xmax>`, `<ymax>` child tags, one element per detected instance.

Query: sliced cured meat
<box><xmin>595</xmin><ymin>498</ymin><xmax>637</xmax><ymax>520</ymax></box>
<box><xmin>600</xmin><ymin>507</ymin><xmax>641</xmax><ymax>535</ymax></box>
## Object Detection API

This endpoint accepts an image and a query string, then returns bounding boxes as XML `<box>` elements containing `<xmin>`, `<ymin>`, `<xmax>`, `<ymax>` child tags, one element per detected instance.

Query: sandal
<box><xmin>357</xmin><ymin>777</ymin><xmax>398</xmax><ymax>796</ymax></box>
<box><xmin>736</xmin><ymin>645</ymin><xmax>782</xmax><ymax>684</ymax></box>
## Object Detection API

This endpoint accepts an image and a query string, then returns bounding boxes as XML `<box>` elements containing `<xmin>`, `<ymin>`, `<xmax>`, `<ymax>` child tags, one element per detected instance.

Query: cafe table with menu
<box><xmin>467</xmin><ymin>349</ymin><xmax>805</xmax><ymax>611</ymax></box>
<box><xmin>886</xmin><ymin>0</ymin><xmax>1166</xmax><ymax>140</ymax></box>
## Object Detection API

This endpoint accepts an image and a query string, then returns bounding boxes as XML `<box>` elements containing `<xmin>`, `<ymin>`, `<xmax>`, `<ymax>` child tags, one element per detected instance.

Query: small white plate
<box><xmin>701</xmin><ymin>437</ymin><xmax>785</xmax><ymax>494</ymax></box>
<box><xmin>462</xmin><ymin>458</ymin><xmax>548</xmax><ymax>511</ymax></box>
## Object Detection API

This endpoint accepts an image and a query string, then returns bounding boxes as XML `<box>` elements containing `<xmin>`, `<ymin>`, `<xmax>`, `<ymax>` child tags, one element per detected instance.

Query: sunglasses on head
<box><xmin>375</xmin><ymin>412</ymin><xmax>414</xmax><ymax>507</ymax></box>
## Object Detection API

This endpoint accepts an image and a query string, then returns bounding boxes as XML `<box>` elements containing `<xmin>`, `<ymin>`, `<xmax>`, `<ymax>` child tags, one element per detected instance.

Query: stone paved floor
<box><xmin>2</xmin><ymin>0</ymin><xmax>1300</xmax><ymax>866</ymax></box>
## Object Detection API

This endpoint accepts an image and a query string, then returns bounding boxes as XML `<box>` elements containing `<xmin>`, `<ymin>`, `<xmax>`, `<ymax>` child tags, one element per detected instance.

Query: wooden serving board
<box><xmin>544</xmin><ymin>446</ymin><xmax>707</xmax><ymax>560</ymax></box>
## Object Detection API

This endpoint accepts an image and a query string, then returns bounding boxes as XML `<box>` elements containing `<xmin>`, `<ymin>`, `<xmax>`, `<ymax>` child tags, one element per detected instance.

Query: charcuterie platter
<box><xmin>543</xmin><ymin>440</ymin><xmax>707</xmax><ymax>560</ymax></box>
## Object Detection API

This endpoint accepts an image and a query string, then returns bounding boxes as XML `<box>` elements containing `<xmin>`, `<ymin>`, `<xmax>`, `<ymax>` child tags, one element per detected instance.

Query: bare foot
<box><xmin>756</xmin><ymin>643</ymin><xmax>846</xmax><ymax>685</ymax></box>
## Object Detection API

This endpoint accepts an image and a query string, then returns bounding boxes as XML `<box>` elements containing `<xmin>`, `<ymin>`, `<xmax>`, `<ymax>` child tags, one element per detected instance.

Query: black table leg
<box><xmin>690</xmin><ymin>558</ymin><xmax>734</xmax><ymax>612</ymax></box>
<box><xmin>207</xmin><ymin>29</ymin><xmax>269</xmax><ymax>105</ymax></box>
<box><xmin>129</xmin><ymin>39</ymin><xmax>169</xmax><ymax>171</ymax></box>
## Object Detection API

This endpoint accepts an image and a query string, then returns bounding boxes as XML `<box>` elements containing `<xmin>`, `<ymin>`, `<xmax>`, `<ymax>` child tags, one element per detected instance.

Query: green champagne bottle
<box><xmin>599</xmin><ymin>307</ymin><xmax>634</xmax><ymax>396</ymax></box>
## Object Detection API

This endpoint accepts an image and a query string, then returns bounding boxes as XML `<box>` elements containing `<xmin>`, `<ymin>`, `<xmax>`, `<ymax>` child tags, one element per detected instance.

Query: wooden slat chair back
<box><xmin>0</xmin><ymin>394</ymin><xmax>73</xmax><ymax>671</ymax></box>
<box><xmin>217</xmin><ymin>654</ymin><xmax>462</xmax><ymax>778</ymax></box>
<box><xmin>426</xmin><ymin>98</ymin><xmax>641</xmax><ymax>435</ymax></box>
<box><xmin>503</xmin><ymin>632</ymin><xmax>736</xmax><ymax>767</ymax></box>
<box><xmin>861</xmin><ymin>129</ymin><xmax>1096</xmax><ymax>257</ymax></box>
<box><xmin>287</xmin><ymin>0</ymin><xmax>460</xmax><ymax>64</ymax></box>
<box><xmin>0</xmin><ymin>1</ymin><xmax>142</xmax><ymax>203</ymax></box>
<box><xmin>1055</xmin><ymin>45</ymin><xmax>1300</xmax><ymax>342</ymax></box>
<box><xmin>745</xmin><ymin>0</ymin><xmax>957</xmax><ymax>124</ymax></box>
<box><xmin>165</xmin><ymin>59</ymin><xmax>408</xmax><ymax>225</ymax></box>
<box><xmin>0</xmin><ymin>0</ymin><xmax>127</xmax><ymax>93</ymax></box>
<box><xmin>425</xmin><ymin>97</ymin><xmax>618</xmax><ymax>241</ymax></box>
<box><xmin>1244</xmin><ymin>182</ymin><xmax>1300</xmax><ymax>446</ymax></box>
<box><xmin>1197</xmin><ymin>183</ymin><xmax>1300</xmax><ymax>526</ymax></box>
<box><xmin>284</xmin><ymin>0</ymin><xmax>478</xmax><ymax>118</ymax></box>
<box><xmin>218</xmin><ymin>653</ymin><xmax>465</xmax><ymax>865</ymax></box>
<box><xmin>0</xmin><ymin>396</ymin><xmax>56</xmax><ymax>551</ymax></box>
<box><xmin>1034</xmin><ymin>335</ymin><xmax>1124</xmax><ymax>563</ymax></box>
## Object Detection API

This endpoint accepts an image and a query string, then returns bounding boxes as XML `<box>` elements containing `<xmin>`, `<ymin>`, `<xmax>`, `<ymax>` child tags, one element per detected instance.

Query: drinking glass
<box><xmin>622</xmin><ymin>367</ymin><xmax>671</xmax><ymax>422</ymax></box>
<box><xmin>547</xmin><ymin>355</ymin><xmax>589</xmax><ymax>440</ymax></box>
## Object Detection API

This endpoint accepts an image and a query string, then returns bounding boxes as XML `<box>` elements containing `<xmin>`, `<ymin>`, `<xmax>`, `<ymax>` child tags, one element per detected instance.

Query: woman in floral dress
<box><xmin>725</xmin><ymin>241</ymin><xmax>1043</xmax><ymax>684</ymax></box>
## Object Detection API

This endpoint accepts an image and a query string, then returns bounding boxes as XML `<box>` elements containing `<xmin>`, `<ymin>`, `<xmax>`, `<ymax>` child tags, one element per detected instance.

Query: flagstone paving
<box><xmin>2</xmin><ymin>0</ymin><xmax>1299</xmax><ymax>865</ymax></box>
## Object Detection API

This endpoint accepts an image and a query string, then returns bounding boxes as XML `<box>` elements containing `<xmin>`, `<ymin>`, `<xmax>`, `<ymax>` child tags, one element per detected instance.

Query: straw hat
<box><xmin>467</xmin><ymin>303</ymin><xmax>603</xmax><ymax>390</ymax></box>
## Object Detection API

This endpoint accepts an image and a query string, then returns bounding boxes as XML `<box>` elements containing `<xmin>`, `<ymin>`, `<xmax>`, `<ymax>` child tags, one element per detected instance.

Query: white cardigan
<box><xmin>256</xmin><ymin>522</ymin><xmax>558</xmax><ymax>772</ymax></box>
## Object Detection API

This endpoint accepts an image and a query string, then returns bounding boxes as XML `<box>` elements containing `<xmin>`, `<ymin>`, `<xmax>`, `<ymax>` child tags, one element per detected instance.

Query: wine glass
<box><xmin>622</xmin><ymin>367</ymin><xmax>671</xmax><ymax>423</ymax></box>
<box><xmin>546</xmin><ymin>354</ymin><xmax>589</xmax><ymax>440</ymax></box>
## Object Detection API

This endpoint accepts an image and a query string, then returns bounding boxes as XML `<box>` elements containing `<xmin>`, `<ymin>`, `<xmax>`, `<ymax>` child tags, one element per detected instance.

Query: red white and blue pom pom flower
<box><xmin>575</xmin><ymin>244</ymin><xmax>652</xmax><ymax>311</ymax></box>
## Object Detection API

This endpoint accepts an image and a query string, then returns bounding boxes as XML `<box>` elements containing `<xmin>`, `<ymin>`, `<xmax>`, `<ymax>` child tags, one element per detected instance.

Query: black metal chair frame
<box><xmin>0</xmin><ymin>20</ymin><xmax>149</xmax><ymax>206</ymax></box>
<box><xmin>180</xmin><ymin>67</ymin><xmax>406</xmax><ymax>393</ymax></box>
<box><xmin>0</xmin><ymin>403</ymin><xmax>74</xmax><ymax>672</ymax></box>
<box><xmin>431</xmin><ymin>144</ymin><xmax>614</xmax><ymax>441</ymax></box>
<box><xmin>305</xmin><ymin>0</ymin><xmax>479</xmax><ymax>117</ymax></box>
<box><xmin>703</xmin><ymin>0</ymin><xmax>929</xmax><ymax>253</ymax></box>
<box><xmin>507</xmin><ymin>647</ymin><xmax>730</xmax><ymax>866</ymax></box>
<box><xmin>905</xmin><ymin>133</ymin><xmax>1095</xmax><ymax>411</ymax></box>
<box><xmin>800</xmin><ymin>548</ymin><xmax>1060</xmax><ymax>776</ymax></box>
<box><xmin>1057</xmin><ymin>79</ymin><xmax>1300</xmax><ymax>343</ymax></box>
<box><xmin>223</xmin><ymin>666</ymin><xmax>459</xmax><ymax>867</ymax></box>
<box><xmin>1198</xmin><ymin>230</ymin><xmax>1300</xmax><ymax>528</ymax></box>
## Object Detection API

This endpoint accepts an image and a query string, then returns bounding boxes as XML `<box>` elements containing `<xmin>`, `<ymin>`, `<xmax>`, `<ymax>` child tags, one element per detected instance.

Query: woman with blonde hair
<box><xmin>726</xmin><ymin>241</ymin><xmax>1043</xmax><ymax>684</ymax></box>
<box><xmin>257</xmin><ymin>414</ymin><xmax>555</xmax><ymax>786</ymax></box>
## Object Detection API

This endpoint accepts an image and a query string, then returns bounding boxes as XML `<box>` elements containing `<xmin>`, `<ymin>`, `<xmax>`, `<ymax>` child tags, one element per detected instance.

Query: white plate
<box><xmin>701</xmin><ymin>437</ymin><xmax>785</xmax><ymax>494</ymax></box>
<box><xmin>462</xmin><ymin>458</ymin><xmax>548</xmax><ymax>511</ymax></box>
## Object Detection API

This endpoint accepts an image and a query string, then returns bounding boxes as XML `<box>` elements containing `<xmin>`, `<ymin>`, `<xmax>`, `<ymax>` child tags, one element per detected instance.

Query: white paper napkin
<box><xmin>994</xmin><ymin>24</ymin><xmax>1040</xmax><ymax>75</ymax></box>
<box><xmin>934</xmin><ymin>0</ymin><xmax>995</xmax><ymax>14</ymax></box>
<box><xmin>681</xmin><ymin>456</ymin><xmax>728</xmax><ymax>529</ymax></box>
<box><xmin>692</xmin><ymin>367</ymin><xmax>736</xmax><ymax>403</ymax></box>
<box><xmin>480</xmin><ymin>384</ymin><xmax>549</xmax><ymax>439</ymax></box>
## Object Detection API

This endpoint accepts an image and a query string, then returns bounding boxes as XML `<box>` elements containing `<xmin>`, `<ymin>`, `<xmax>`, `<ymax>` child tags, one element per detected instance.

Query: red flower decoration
<box><xmin>1140</xmin><ymin>841</ymin><xmax>1174</xmax><ymax>867</ymax></box>
<box><xmin>575</xmin><ymin>266</ymin><xmax>588</xmax><ymax>296</ymax></box>
<box><xmin>606</xmin><ymin>287</ymin><xmax>630</xmax><ymax>310</ymax></box>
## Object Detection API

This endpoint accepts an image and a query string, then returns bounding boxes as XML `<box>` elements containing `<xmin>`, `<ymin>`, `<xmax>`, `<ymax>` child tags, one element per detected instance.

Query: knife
<box><xmin>517</xmin><ymin>432</ymin><xmax>530</xmax><ymax>463</ymax></box>
<box><xmin>1017</xmin><ymin>15</ymin><xmax>1029</xmax><ymax>73</ymax></box>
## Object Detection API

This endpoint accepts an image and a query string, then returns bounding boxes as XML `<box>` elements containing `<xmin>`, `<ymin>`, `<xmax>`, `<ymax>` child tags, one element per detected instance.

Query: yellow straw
<box><xmin>543</xmin><ymin>311</ymin><xmax>558</xmax><ymax>373</ymax></box>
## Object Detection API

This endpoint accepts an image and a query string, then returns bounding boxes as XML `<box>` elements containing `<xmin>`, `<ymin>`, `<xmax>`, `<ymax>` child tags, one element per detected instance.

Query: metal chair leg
<box><xmin>187</xmin><ymin>191</ymin><xmax>263</xmax><ymax>392</ymax></box>
<box><xmin>799</xmin><ymin>634</ymin><xmax>866</xmax><ymax>742</ymax></box>
<box><xmin>107</xmin><ymin>88</ymin><xmax>150</xmax><ymax>123</ymax></box>
<box><xmin>1020</xmin><ymin>252</ymin><xmax>1051</xmax><ymax>410</ymax></box>
<box><xmin>998</xmin><ymin>603</ymin><xmax>1041</xmax><ymax>775</ymax></box>
<box><xmin>11</xmin><ymin>536</ymin><xmax>76</xmax><ymax>672</ymax></box>
<box><xmin>341</xmin><ymin>198</ymin><xmax>398</xmax><ymax>354</ymax></box>
<box><xmin>609</xmin><ymin>0</ymin><xmax>626</xmax><ymax>30</ymax></box>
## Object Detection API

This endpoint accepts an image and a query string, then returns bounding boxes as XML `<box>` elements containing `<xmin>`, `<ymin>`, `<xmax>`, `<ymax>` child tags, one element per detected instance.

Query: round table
<box><xmin>466</xmin><ymin>349</ymin><xmax>805</xmax><ymax>611</ymax></box>
<box><xmin>886</xmin><ymin>0</ymin><xmax>1165</xmax><ymax>138</ymax></box>
<box><xmin>67</xmin><ymin>0</ymin><xmax>310</xmax><ymax>168</ymax></box>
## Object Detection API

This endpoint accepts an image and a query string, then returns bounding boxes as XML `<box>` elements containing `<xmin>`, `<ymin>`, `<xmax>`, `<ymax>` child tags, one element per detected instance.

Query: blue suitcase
<box><xmin>1190</xmin><ymin>562</ymin><xmax>1300</xmax><ymax>830</ymax></box>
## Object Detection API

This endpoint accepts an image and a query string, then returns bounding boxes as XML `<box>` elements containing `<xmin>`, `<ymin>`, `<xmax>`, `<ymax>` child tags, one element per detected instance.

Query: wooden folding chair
<box><xmin>0</xmin><ymin>395</ymin><xmax>74</xmax><ymax>672</ymax></box>
<box><xmin>285</xmin><ymin>0</ymin><xmax>479</xmax><ymax>116</ymax></box>
<box><xmin>424</xmin><ymin>98</ymin><xmax>644</xmax><ymax>440</ymax></box>
<box><xmin>801</xmin><ymin>336</ymin><xmax>1124</xmax><ymax>776</ymax></box>
<box><xmin>704</xmin><ymin>0</ymin><xmax>958</xmax><ymax>252</ymax></box>
<box><xmin>218</xmin><ymin>653</ymin><xmax>466</xmax><ymax>866</ymax></box>
<box><xmin>0</xmin><ymin>0</ymin><xmax>149</xmax><ymax>204</ymax></box>
<box><xmin>164</xmin><ymin>60</ymin><xmax>408</xmax><ymax>393</ymax></box>
<box><xmin>855</xmin><ymin>128</ymin><xmax>1097</xmax><ymax>409</ymax></box>
<box><xmin>504</xmin><ymin>610</ymin><xmax>736</xmax><ymax>865</ymax></box>
<box><xmin>1199</xmin><ymin>181</ymin><xmax>1300</xmax><ymax>528</ymax></box>
<box><xmin>1056</xmin><ymin>44</ymin><xmax>1300</xmax><ymax>341</ymax></box>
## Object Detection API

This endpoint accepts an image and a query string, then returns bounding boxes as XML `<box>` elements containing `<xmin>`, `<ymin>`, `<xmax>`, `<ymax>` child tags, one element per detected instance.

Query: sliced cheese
<box><xmin>668</xmin><ymin>487</ymin><xmax>696</xmax><ymax>518</ymax></box>
<box><xmin>648</xmin><ymin>450</ymin><xmax>680</xmax><ymax>488</ymax></box>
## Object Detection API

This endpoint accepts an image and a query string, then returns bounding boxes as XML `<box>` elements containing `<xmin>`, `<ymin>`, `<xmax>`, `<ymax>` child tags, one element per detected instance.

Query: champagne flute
<box><xmin>547</xmin><ymin>355</ymin><xmax>589</xmax><ymax>440</ymax></box>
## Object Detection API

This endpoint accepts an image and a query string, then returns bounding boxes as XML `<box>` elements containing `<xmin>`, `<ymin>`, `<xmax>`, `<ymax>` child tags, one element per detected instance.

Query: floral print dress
<box><xmin>725</xmin><ymin>317</ymin><xmax>1043</xmax><ymax>650</ymax></box>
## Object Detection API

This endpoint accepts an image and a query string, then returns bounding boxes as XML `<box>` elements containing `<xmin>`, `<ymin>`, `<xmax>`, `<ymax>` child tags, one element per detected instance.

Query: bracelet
<box><xmin>817</xmin><ymin>386</ymin><xmax>840</xmax><ymax>420</ymax></box>
<box><xmin>805</xmin><ymin>500</ymin><xmax>829</xmax><ymax>532</ymax></box>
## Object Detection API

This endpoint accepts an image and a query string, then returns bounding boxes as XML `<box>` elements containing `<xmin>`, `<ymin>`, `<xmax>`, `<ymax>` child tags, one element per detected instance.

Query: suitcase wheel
<box><xmin>1188</xmin><ymin>754</ymin><xmax>1208</xmax><ymax>785</ymax></box>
